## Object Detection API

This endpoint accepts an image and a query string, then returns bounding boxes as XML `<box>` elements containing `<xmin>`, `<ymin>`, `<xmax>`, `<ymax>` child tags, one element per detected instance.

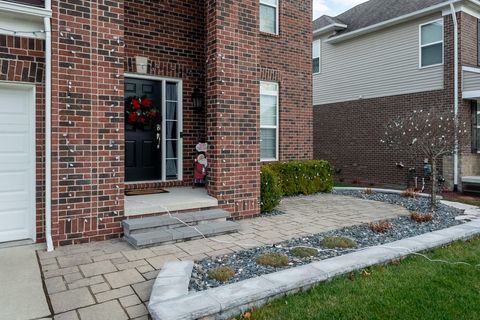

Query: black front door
<box><xmin>125</xmin><ymin>78</ymin><xmax>162</xmax><ymax>182</ymax></box>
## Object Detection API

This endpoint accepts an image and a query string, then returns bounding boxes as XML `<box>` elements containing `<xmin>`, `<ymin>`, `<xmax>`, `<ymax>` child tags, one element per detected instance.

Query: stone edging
<box><xmin>148</xmin><ymin>202</ymin><xmax>480</xmax><ymax>320</ymax></box>
<box><xmin>334</xmin><ymin>187</ymin><xmax>441</xmax><ymax>199</ymax></box>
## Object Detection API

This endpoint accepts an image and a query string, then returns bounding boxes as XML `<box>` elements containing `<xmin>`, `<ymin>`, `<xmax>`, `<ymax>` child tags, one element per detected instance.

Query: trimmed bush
<box><xmin>291</xmin><ymin>247</ymin><xmax>319</xmax><ymax>258</ymax></box>
<box><xmin>265</xmin><ymin>160</ymin><xmax>333</xmax><ymax>196</ymax></box>
<box><xmin>260</xmin><ymin>167</ymin><xmax>282</xmax><ymax>213</ymax></box>
<box><xmin>256</xmin><ymin>253</ymin><xmax>289</xmax><ymax>267</ymax></box>
<box><xmin>208</xmin><ymin>266</ymin><xmax>235</xmax><ymax>282</ymax></box>
<box><xmin>321</xmin><ymin>236</ymin><xmax>357</xmax><ymax>249</ymax></box>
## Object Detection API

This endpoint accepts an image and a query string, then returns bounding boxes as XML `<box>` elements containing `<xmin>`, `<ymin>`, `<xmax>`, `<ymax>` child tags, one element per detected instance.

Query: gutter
<box><xmin>44</xmin><ymin>0</ymin><xmax>53</xmax><ymax>252</ymax></box>
<box><xmin>450</xmin><ymin>2</ymin><xmax>459</xmax><ymax>192</ymax></box>
<box><xmin>325</xmin><ymin>0</ymin><xmax>463</xmax><ymax>44</ymax></box>
<box><xmin>313</xmin><ymin>23</ymin><xmax>347</xmax><ymax>37</ymax></box>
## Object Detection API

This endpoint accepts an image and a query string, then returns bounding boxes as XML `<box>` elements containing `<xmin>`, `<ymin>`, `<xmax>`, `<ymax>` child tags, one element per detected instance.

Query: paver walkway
<box><xmin>37</xmin><ymin>194</ymin><xmax>409</xmax><ymax>320</ymax></box>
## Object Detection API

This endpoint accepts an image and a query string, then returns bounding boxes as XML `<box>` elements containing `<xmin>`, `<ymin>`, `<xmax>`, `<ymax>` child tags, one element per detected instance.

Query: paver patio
<box><xmin>37</xmin><ymin>194</ymin><xmax>409</xmax><ymax>319</ymax></box>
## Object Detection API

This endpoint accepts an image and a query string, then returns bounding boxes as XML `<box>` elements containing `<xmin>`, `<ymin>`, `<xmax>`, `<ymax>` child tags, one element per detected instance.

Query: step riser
<box><xmin>125</xmin><ymin>229</ymin><xmax>238</xmax><ymax>249</ymax></box>
<box><xmin>125</xmin><ymin>217</ymin><xmax>227</xmax><ymax>236</ymax></box>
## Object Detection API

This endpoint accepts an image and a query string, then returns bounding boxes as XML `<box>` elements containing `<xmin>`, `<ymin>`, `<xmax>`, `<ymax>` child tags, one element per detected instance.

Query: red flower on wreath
<box><xmin>141</xmin><ymin>98</ymin><xmax>153</xmax><ymax>108</ymax></box>
<box><xmin>125</xmin><ymin>95</ymin><xmax>159</xmax><ymax>129</ymax></box>
<box><xmin>132</xmin><ymin>99</ymin><xmax>141</xmax><ymax>110</ymax></box>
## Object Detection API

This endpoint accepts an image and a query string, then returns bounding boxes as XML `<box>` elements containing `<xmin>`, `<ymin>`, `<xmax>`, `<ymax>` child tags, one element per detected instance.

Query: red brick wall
<box><xmin>124</xmin><ymin>0</ymin><xmax>206</xmax><ymax>185</ymax></box>
<box><xmin>313</xmin><ymin>14</ymin><xmax>474</xmax><ymax>188</ymax></box>
<box><xmin>51</xmin><ymin>0</ymin><xmax>125</xmax><ymax>246</ymax></box>
<box><xmin>260</xmin><ymin>0</ymin><xmax>313</xmax><ymax>161</ymax></box>
<box><xmin>0</xmin><ymin>35</ymin><xmax>46</xmax><ymax>241</ymax></box>
<box><xmin>205</xmin><ymin>0</ymin><xmax>313</xmax><ymax>218</ymax></box>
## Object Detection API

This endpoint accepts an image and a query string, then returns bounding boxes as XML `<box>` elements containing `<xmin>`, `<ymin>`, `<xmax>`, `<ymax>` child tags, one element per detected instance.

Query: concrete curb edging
<box><xmin>148</xmin><ymin>216</ymin><xmax>480</xmax><ymax>319</ymax></box>
<box><xmin>148</xmin><ymin>201</ymin><xmax>480</xmax><ymax>320</ymax></box>
<box><xmin>333</xmin><ymin>187</ymin><xmax>442</xmax><ymax>199</ymax></box>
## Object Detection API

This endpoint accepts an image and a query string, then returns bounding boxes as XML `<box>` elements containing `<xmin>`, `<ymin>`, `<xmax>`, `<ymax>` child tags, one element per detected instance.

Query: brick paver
<box><xmin>38</xmin><ymin>193</ymin><xmax>409</xmax><ymax>319</ymax></box>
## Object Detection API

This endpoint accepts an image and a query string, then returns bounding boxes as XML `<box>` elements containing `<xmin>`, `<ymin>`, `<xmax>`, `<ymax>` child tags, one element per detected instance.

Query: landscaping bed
<box><xmin>189</xmin><ymin>191</ymin><xmax>465</xmax><ymax>291</ymax></box>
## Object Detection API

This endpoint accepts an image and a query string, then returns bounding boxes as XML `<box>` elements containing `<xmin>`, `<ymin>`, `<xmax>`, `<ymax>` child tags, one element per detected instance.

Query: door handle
<box><xmin>156</xmin><ymin>124</ymin><xmax>161</xmax><ymax>149</ymax></box>
<box><xmin>156</xmin><ymin>133</ymin><xmax>161</xmax><ymax>150</ymax></box>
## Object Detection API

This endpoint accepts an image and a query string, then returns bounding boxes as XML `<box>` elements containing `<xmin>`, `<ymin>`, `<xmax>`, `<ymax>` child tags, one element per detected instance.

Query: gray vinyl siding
<box><xmin>313</xmin><ymin>14</ymin><xmax>444</xmax><ymax>106</ymax></box>
<box><xmin>463</xmin><ymin>69</ymin><xmax>480</xmax><ymax>92</ymax></box>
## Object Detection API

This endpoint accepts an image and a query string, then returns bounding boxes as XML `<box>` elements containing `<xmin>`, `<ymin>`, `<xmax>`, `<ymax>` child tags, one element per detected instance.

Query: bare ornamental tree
<box><xmin>381</xmin><ymin>110</ymin><xmax>467</xmax><ymax>209</ymax></box>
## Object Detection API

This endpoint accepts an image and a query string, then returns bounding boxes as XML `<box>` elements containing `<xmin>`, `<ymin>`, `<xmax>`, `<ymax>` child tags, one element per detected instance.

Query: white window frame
<box><xmin>419</xmin><ymin>19</ymin><xmax>444</xmax><ymax>69</ymax></box>
<box><xmin>260</xmin><ymin>81</ymin><xmax>279</xmax><ymax>162</ymax></box>
<box><xmin>312</xmin><ymin>39</ymin><xmax>321</xmax><ymax>74</ymax></box>
<box><xmin>260</xmin><ymin>0</ymin><xmax>279</xmax><ymax>35</ymax></box>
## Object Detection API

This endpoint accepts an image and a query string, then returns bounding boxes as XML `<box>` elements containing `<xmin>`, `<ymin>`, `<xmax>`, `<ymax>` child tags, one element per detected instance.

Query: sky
<box><xmin>313</xmin><ymin>0</ymin><xmax>369</xmax><ymax>19</ymax></box>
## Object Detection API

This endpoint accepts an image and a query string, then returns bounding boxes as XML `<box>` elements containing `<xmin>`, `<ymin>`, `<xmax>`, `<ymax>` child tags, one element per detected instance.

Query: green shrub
<box><xmin>265</xmin><ymin>160</ymin><xmax>333</xmax><ymax>196</ymax></box>
<box><xmin>208</xmin><ymin>266</ymin><xmax>235</xmax><ymax>282</ymax></box>
<box><xmin>256</xmin><ymin>253</ymin><xmax>289</xmax><ymax>267</ymax></box>
<box><xmin>291</xmin><ymin>247</ymin><xmax>319</xmax><ymax>258</ymax></box>
<box><xmin>260</xmin><ymin>167</ymin><xmax>282</xmax><ymax>213</ymax></box>
<box><xmin>321</xmin><ymin>236</ymin><xmax>357</xmax><ymax>249</ymax></box>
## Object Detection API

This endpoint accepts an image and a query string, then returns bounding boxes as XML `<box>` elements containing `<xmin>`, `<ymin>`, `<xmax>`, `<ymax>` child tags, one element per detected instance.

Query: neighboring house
<box><xmin>312</xmin><ymin>0</ymin><xmax>480</xmax><ymax>190</ymax></box>
<box><xmin>0</xmin><ymin>0</ymin><xmax>312</xmax><ymax>247</ymax></box>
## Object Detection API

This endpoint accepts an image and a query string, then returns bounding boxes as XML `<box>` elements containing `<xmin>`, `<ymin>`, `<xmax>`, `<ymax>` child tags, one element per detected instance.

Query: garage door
<box><xmin>0</xmin><ymin>83</ymin><xmax>36</xmax><ymax>243</ymax></box>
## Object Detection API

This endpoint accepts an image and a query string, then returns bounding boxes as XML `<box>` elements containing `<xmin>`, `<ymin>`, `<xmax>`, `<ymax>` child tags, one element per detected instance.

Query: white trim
<box><xmin>312</xmin><ymin>39</ymin><xmax>321</xmax><ymax>75</ymax></box>
<box><xmin>418</xmin><ymin>19</ymin><xmax>444</xmax><ymax>69</ymax></box>
<box><xmin>443</xmin><ymin>4</ymin><xmax>480</xmax><ymax>19</ymax></box>
<box><xmin>260</xmin><ymin>81</ymin><xmax>279</xmax><ymax>162</ymax></box>
<box><xmin>463</xmin><ymin>90</ymin><xmax>480</xmax><ymax>99</ymax></box>
<box><xmin>463</xmin><ymin>66</ymin><xmax>480</xmax><ymax>74</ymax></box>
<box><xmin>260</xmin><ymin>0</ymin><xmax>279</xmax><ymax>35</ymax></box>
<box><xmin>325</xmin><ymin>0</ymin><xmax>461</xmax><ymax>44</ymax></box>
<box><xmin>313</xmin><ymin>23</ymin><xmax>348</xmax><ymax>37</ymax></box>
<box><xmin>124</xmin><ymin>73</ymin><xmax>183</xmax><ymax>182</ymax></box>
<box><xmin>0</xmin><ymin>81</ymin><xmax>36</xmax><ymax>242</ymax></box>
<box><xmin>0</xmin><ymin>0</ymin><xmax>51</xmax><ymax>17</ymax></box>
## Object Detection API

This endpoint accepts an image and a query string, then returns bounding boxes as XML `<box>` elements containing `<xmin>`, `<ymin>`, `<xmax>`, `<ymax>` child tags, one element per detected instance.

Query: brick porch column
<box><xmin>51</xmin><ymin>0</ymin><xmax>125</xmax><ymax>245</ymax></box>
<box><xmin>205</xmin><ymin>0</ymin><xmax>261</xmax><ymax>218</ymax></box>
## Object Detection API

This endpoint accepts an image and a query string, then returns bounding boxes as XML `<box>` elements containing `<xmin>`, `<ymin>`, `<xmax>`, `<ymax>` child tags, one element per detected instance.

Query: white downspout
<box><xmin>450</xmin><ymin>2</ymin><xmax>459</xmax><ymax>192</ymax></box>
<box><xmin>44</xmin><ymin>0</ymin><xmax>53</xmax><ymax>251</ymax></box>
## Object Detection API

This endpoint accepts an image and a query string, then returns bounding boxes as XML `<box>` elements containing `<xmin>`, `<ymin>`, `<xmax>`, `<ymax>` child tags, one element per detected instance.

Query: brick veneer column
<box><xmin>51</xmin><ymin>0</ymin><xmax>125</xmax><ymax>245</ymax></box>
<box><xmin>205</xmin><ymin>0</ymin><xmax>261</xmax><ymax>218</ymax></box>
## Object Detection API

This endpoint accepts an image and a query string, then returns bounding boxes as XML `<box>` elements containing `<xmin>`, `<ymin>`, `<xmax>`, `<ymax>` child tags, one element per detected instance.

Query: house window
<box><xmin>260</xmin><ymin>0</ymin><xmax>278</xmax><ymax>34</ymax></box>
<box><xmin>312</xmin><ymin>40</ymin><xmax>321</xmax><ymax>74</ymax></box>
<box><xmin>420</xmin><ymin>20</ymin><xmax>443</xmax><ymax>67</ymax></box>
<box><xmin>260</xmin><ymin>82</ymin><xmax>279</xmax><ymax>161</ymax></box>
<box><xmin>474</xmin><ymin>101</ymin><xmax>480</xmax><ymax>153</ymax></box>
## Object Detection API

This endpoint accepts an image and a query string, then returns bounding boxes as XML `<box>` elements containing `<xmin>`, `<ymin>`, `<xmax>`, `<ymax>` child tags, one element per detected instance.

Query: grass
<box><xmin>244</xmin><ymin>237</ymin><xmax>480</xmax><ymax>320</ymax></box>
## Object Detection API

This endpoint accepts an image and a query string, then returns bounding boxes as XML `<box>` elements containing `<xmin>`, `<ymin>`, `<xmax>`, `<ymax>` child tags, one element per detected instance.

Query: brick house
<box><xmin>0</xmin><ymin>0</ymin><xmax>312</xmax><ymax>249</ymax></box>
<box><xmin>313</xmin><ymin>0</ymin><xmax>480</xmax><ymax>191</ymax></box>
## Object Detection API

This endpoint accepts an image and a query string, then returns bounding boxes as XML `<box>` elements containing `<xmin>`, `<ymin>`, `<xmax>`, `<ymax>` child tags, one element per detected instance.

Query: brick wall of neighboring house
<box><xmin>314</xmin><ymin>13</ymin><xmax>474</xmax><ymax>189</ymax></box>
<box><xmin>51</xmin><ymin>0</ymin><xmax>125</xmax><ymax>246</ymax></box>
<box><xmin>124</xmin><ymin>0</ymin><xmax>206</xmax><ymax>186</ymax></box>
<box><xmin>0</xmin><ymin>35</ymin><xmax>46</xmax><ymax>242</ymax></box>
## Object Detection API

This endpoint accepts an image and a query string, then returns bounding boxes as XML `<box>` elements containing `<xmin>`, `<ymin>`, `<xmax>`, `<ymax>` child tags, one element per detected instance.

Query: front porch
<box><xmin>124</xmin><ymin>187</ymin><xmax>218</xmax><ymax>217</ymax></box>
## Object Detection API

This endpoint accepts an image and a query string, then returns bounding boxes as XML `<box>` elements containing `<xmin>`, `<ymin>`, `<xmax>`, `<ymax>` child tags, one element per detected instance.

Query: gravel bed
<box><xmin>189</xmin><ymin>191</ymin><xmax>465</xmax><ymax>291</ymax></box>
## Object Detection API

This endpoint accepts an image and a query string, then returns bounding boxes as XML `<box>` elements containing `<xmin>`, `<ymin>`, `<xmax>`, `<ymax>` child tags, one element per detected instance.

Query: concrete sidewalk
<box><xmin>0</xmin><ymin>243</ymin><xmax>51</xmax><ymax>320</ymax></box>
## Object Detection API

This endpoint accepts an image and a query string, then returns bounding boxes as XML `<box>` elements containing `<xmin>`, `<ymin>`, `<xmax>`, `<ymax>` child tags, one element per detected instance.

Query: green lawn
<box><xmin>245</xmin><ymin>237</ymin><xmax>480</xmax><ymax>320</ymax></box>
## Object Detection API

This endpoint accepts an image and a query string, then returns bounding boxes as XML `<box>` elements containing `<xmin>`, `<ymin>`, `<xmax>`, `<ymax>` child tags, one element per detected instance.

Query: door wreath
<box><xmin>125</xmin><ymin>96</ymin><xmax>159</xmax><ymax>129</ymax></box>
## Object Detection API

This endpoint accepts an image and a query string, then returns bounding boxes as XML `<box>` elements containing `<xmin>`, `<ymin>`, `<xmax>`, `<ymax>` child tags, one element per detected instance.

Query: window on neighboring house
<box><xmin>260</xmin><ymin>0</ymin><xmax>278</xmax><ymax>34</ymax></box>
<box><xmin>474</xmin><ymin>101</ymin><xmax>480</xmax><ymax>153</ymax></box>
<box><xmin>260</xmin><ymin>81</ymin><xmax>279</xmax><ymax>161</ymax></box>
<box><xmin>312</xmin><ymin>40</ymin><xmax>321</xmax><ymax>74</ymax></box>
<box><xmin>420</xmin><ymin>20</ymin><xmax>443</xmax><ymax>68</ymax></box>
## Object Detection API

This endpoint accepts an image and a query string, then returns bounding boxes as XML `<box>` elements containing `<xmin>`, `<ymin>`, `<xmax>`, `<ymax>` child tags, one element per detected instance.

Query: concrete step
<box><xmin>124</xmin><ymin>221</ymin><xmax>240</xmax><ymax>248</ymax></box>
<box><xmin>122</xmin><ymin>209</ymin><xmax>230</xmax><ymax>236</ymax></box>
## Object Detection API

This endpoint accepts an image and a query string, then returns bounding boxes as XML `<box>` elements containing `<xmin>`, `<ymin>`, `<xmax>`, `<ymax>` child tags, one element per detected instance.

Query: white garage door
<box><xmin>0</xmin><ymin>83</ymin><xmax>36</xmax><ymax>243</ymax></box>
